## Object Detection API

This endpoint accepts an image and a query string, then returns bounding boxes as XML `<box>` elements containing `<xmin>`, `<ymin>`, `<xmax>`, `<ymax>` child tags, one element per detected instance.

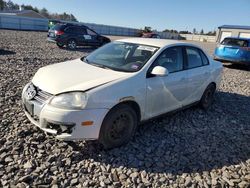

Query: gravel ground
<box><xmin>0</xmin><ymin>30</ymin><xmax>249</xmax><ymax>188</ymax></box>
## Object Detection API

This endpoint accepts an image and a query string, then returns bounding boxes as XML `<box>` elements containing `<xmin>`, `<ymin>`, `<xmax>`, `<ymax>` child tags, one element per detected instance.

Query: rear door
<box><xmin>64</xmin><ymin>26</ymin><xmax>82</xmax><ymax>44</ymax></box>
<box><xmin>184</xmin><ymin>47</ymin><xmax>210</xmax><ymax>105</ymax></box>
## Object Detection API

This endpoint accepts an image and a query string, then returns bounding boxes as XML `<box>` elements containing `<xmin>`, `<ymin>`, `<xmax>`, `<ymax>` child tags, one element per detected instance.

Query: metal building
<box><xmin>216</xmin><ymin>25</ymin><xmax>250</xmax><ymax>42</ymax></box>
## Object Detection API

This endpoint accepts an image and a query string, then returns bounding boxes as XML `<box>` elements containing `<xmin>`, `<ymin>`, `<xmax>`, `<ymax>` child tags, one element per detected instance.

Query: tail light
<box><xmin>55</xmin><ymin>30</ymin><xmax>64</xmax><ymax>35</ymax></box>
<box><xmin>241</xmin><ymin>47</ymin><xmax>250</xmax><ymax>51</ymax></box>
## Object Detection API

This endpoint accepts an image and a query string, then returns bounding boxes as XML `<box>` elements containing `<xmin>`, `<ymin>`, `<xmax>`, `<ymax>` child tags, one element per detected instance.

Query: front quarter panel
<box><xmin>86</xmin><ymin>72</ymin><xmax>146</xmax><ymax>120</ymax></box>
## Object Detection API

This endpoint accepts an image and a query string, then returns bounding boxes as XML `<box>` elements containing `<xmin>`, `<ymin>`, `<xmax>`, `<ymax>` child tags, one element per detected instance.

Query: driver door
<box><xmin>145</xmin><ymin>46</ymin><xmax>189</xmax><ymax>118</ymax></box>
<box><xmin>86</xmin><ymin>28</ymin><xmax>100</xmax><ymax>46</ymax></box>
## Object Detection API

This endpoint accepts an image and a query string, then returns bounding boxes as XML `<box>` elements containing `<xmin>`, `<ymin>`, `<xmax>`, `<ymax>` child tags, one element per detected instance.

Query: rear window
<box><xmin>186</xmin><ymin>47</ymin><xmax>203</xmax><ymax>69</ymax></box>
<box><xmin>52</xmin><ymin>24</ymin><xmax>66</xmax><ymax>31</ymax></box>
<box><xmin>221</xmin><ymin>38</ymin><xmax>248</xmax><ymax>47</ymax></box>
<box><xmin>65</xmin><ymin>26</ymin><xmax>86</xmax><ymax>34</ymax></box>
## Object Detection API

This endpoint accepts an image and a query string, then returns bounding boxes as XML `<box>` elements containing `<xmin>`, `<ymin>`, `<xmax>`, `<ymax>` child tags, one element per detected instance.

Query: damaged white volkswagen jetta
<box><xmin>22</xmin><ymin>38</ymin><xmax>222</xmax><ymax>149</ymax></box>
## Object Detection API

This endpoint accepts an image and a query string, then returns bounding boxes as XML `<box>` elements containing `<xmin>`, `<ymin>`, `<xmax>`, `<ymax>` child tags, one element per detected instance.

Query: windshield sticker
<box><xmin>131</xmin><ymin>64</ymin><xmax>140</xmax><ymax>70</ymax></box>
<box><xmin>137</xmin><ymin>46</ymin><xmax>157</xmax><ymax>52</ymax></box>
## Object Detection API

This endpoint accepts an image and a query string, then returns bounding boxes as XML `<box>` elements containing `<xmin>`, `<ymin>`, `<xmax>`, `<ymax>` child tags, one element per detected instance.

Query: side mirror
<box><xmin>151</xmin><ymin>66</ymin><xmax>169</xmax><ymax>76</ymax></box>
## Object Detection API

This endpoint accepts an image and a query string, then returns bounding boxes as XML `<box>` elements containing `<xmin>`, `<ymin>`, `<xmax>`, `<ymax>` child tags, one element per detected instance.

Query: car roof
<box><xmin>142</xmin><ymin>32</ymin><xmax>157</xmax><ymax>35</ymax></box>
<box><xmin>218</xmin><ymin>25</ymin><xmax>250</xmax><ymax>30</ymax></box>
<box><xmin>116</xmin><ymin>38</ymin><xmax>192</xmax><ymax>48</ymax></box>
<box><xmin>223</xmin><ymin>37</ymin><xmax>250</xmax><ymax>41</ymax></box>
<box><xmin>58</xmin><ymin>23</ymin><xmax>88</xmax><ymax>28</ymax></box>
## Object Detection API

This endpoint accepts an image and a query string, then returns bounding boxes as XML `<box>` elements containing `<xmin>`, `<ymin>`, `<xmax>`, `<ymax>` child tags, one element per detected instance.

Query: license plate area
<box><xmin>49</xmin><ymin>32</ymin><xmax>55</xmax><ymax>37</ymax></box>
<box><xmin>24</xmin><ymin>100</ymin><xmax>34</xmax><ymax>116</ymax></box>
<box><xmin>225</xmin><ymin>47</ymin><xmax>238</xmax><ymax>54</ymax></box>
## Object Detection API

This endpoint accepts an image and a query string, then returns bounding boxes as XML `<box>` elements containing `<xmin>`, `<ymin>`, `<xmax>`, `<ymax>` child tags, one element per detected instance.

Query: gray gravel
<box><xmin>0</xmin><ymin>29</ymin><xmax>250</xmax><ymax>187</ymax></box>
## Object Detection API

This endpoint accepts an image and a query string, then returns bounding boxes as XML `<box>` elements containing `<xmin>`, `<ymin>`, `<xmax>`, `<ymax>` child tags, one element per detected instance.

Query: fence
<box><xmin>83</xmin><ymin>22</ymin><xmax>139</xmax><ymax>36</ymax></box>
<box><xmin>0</xmin><ymin>15</ymin><xmax>217</xmax><ymax>42</ymax></box>
<box><xmin>180</xmin><ymin>34</ymin><xmax>216</xmax><ymax>42</ymax></box>
<box><xmin>0</xmin><ymin>15</ymin><xmax>180</xmax><ymax>39</ymax></box>
<box><xmin>0</xmin><ymin>15</ymin><xmax>48</xmax><ymax>31</ymax></box>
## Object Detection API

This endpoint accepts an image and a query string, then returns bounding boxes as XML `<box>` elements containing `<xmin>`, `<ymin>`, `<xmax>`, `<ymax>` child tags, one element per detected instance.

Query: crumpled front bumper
<box><xmin>22</xmin><ymin>85</ymin><xmax>109</xmax><ymax>140</ymax></box>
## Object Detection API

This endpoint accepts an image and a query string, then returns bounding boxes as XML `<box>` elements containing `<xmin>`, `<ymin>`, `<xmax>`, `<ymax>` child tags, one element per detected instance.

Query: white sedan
<box><xmin>22</xmin><ymin>38</ymin><xmax>222</xmax><ymax>149</ymax></box>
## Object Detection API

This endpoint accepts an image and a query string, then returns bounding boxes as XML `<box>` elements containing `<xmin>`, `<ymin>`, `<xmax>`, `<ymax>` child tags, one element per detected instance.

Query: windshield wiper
<box><xmin>82</xmin><ymin>58</ymin><xmax>131</xmax><ymax>72</ymax></box>
<box><xmin>90</xmin><ymin>63</ymin><xmax>113</xmax><ymax>70</ymax></box>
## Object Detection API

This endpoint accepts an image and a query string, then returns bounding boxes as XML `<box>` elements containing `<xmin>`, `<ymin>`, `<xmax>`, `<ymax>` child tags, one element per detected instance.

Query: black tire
<box><xmin>200</xmin><ymin>83</ymin><xmax>216</xmax><ymax>110</ymax></box>
<box><xmin>99</xmin><ymin>104</ymin><xmax>138</xmax><ymax>149</ymax></box>
<box><xmin>67</xmin><ymin>39</ymin><xmax>77</xmax><ymax>50</ymax></box>
<box><xmin>56</xmin><ymin>42</ymin><xmax>64</xmax><ymax>48</ymax></box>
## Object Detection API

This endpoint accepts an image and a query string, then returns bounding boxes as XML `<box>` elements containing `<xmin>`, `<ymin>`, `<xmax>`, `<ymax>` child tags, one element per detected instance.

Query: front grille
<box><xmin>34</xmin><ymin>87</ymin><xmax>53</xmax><ymax>104</ymax></box>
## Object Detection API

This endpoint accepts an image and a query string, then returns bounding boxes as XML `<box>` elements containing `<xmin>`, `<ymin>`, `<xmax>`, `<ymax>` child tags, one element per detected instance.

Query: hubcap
<box><xmin>69</xmin><ymin>41</ymin><xmax>76</xmax><ymax>49</ymax></box>
<box><xmin>110</xmin><ymin>113</ymin><xmax>131</xmax><ymax>141</ymax></box>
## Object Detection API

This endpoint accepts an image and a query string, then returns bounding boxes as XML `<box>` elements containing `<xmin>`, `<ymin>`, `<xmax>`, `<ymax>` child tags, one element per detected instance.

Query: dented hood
<box><xmin>32</xmin><ymin>58</ymin><xmax>130</xmax><ymax>94</ymax></box>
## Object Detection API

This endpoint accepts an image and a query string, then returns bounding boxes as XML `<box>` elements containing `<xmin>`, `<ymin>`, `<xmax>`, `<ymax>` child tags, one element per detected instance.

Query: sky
<box><xmin>10</xmin><ymin>0</ymin><xmax>250</xmax><ymax>33</ymax></box>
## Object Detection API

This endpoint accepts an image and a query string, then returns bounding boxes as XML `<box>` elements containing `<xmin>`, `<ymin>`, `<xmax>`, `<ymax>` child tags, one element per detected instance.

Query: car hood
<box><xmin>32</xmin><ymin>58</ymin><xmax>130</xmax><ymax>94</ymax></box>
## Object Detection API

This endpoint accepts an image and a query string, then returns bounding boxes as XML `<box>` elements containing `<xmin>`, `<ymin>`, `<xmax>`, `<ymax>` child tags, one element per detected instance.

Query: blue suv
<box><xmin>214</xmin><ymin>37</ymin><xmax>250</xmax><ymax>66</ymax></box>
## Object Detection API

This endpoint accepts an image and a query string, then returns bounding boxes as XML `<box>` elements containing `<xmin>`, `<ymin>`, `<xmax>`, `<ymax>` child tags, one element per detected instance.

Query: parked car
<box><xmin>214</xmin><ymin>37</ymin><xmax>250</xmax><ymax>66</ymax></box>
<box><xmin>47</xmin><ymin>23</ymin><xmax>111</xmax><ymax>49</ymax></box>
<box><xmin>22</xmin><ymin>38</ymin><xmax>222</xmax><ymax>149</ymax></box>
<box><xmin>142</xmin><ymin>32</ymin><xmax>161</xmax><ymax>38</ymax></box>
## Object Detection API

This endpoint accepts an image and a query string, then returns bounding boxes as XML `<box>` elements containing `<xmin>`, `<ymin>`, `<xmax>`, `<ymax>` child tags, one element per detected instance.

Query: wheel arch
<box><xmin>108</xmin><ymin>99</ymin><xmax>142</xmax><ymax>123</ymax></box>
<box><xmin>210</xmin><ymin>82</ymin><xmax>216</xmax><ymax>89</ymax></box>
<box><xmin>198</xmin><ymin>82</ymin><xmax>217</xmax><ymax>102</ymax></box>
<box><xmin>67</xmin><ymin>38</ymin><xmax>78</xmax><ymax>44</ymax></box>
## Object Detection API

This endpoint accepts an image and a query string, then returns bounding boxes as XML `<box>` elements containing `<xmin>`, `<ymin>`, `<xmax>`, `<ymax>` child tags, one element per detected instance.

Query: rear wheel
<box><xmin>56</xmin><ymin>42</ymin><xmax>64</xmax><ymax>48</ymax></box>
<box><xmin>200</xmin><ymin>83</ymin><xmax>216</xmax><ymax>109</ymax></box>
<box><xmin>99</xmin><ymin>104</ymin><xmax>138</xmax><ymax>149</ymax></box>
<box><xmin>67</xmin><ymin>39</ymin><xmax>77</xmax><ymax>50</ymax></box>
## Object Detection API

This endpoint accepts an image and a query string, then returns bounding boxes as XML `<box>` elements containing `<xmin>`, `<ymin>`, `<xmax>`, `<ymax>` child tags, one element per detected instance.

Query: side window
<box><xmin>87</xmin><ymin>29</ymin><xmax>97</xmax><ymax>36</ymax></box>
<box><xmin>200</xmin><ymin>50</ymin><xmax>209</xmax><ymax>65</ymax></box>
<box><xmin>152</xmin><ymin>47</ymin><xmax>183</xmax><ymax>73</ymax></box>
<box><xmin>186</xmin><ymin>47</ymin><xmax>203</xmax><ymax>69</ymax></box>
<box><xmin>65</xmin><ymin>26</ymin><xmax>86</xmax><ymax>34</ymax></box>
<box><xmin>65</xmin><ymin>26</ymin><xmax>74</xmax><ymax>33</ymax></box>
<box><xmin>78</xmin><ymin>27</ymin><xmax>87</xmax><ymax>34</ymax></box>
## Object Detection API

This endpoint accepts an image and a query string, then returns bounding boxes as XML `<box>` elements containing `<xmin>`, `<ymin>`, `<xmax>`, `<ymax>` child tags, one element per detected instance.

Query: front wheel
<box><xmin>99</xmin><ymin>104</ymin><xmax>138</xmax><ymax>149</ymax></box>
<box><xmin>200</xmin><ymin>83</ymin><xmax>216</xmax><ymax>110</ymax></box>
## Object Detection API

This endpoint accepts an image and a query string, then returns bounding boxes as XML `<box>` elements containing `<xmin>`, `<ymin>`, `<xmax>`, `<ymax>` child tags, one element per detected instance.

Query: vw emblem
<box><xmin>25</xmin><ymin>84</ymin><xmax>36</xmax><ymax>100</ymax></box>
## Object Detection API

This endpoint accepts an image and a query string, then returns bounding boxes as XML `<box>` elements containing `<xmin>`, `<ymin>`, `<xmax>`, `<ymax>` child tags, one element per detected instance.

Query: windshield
<box><xmin>221</xmin><ymin>38</ymin><xmax>249</xmax><ymax>47</ymax></box>
<box><xmin>82</xmin><ymin>42</ymin><xmax>158</xmax><ymax>72</ymax></box>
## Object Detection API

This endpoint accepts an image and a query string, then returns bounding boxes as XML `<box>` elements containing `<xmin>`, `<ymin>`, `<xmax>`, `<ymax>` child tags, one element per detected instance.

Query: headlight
<box><xmin>49</xmin><ymin>92</ymin><xmax>88</xmax><ymax>110</ymax></box>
